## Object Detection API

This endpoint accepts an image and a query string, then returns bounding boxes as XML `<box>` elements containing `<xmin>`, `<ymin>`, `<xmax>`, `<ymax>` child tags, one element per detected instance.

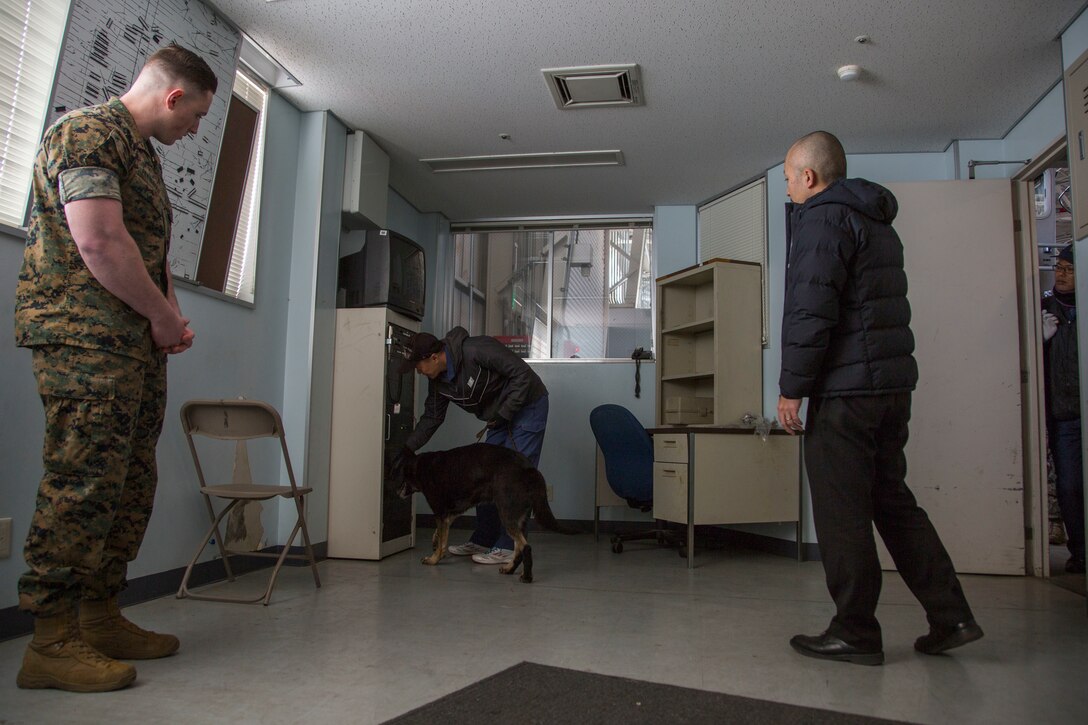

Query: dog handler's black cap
<box><xmin>398</xmin><ymin>332</ymin><xmax>443</xmax><ymax>374</ymax></box>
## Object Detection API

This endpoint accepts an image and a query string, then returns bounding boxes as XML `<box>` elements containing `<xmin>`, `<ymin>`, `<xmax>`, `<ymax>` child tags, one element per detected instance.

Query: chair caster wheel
<box><xmin>611</xmin><ymin>540</ymin><xmax>623</xmax><ymax>554</ymax></box>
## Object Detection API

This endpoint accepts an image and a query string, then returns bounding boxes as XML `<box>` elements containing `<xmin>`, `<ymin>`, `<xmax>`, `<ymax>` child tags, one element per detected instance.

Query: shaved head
<box><xmin>141</xmin><ymin>43</ymin><xmax>217</xmax><ymax>94</ymax></box>
<box><xmin>121</xmin><ymin>43</ymin><xmax>216</xmax><ymax>144</ymax></box>
<box><xmin>783</xmin><ymin>131</ymin><xmax>847</xmax><ymax>204</ymax></box>
<box><xmin>788</xmin><ymin>131</ymin><xmax>847</xmax><ymax>182</ymax></box>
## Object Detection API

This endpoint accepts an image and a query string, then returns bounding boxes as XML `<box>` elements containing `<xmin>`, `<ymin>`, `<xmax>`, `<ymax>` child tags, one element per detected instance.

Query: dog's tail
<box><xmin>528</xmin><ymin>470</ymin><xmax>579</xmax><ymax>535</ymax></box>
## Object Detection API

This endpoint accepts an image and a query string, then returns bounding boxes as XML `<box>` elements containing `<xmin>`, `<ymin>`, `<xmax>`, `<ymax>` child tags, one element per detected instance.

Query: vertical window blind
<box><xmin>0</xmin><ymin>0</ymin><xmax>69</xmax><ymax>228</ymax></box>
<box><xmin>223</xmin><ymin>69</ymin><xmax>268</xmax><ymax>302</ymax></box>
<box><xmin>698</xmin><ymin>178</ymin><xmax>768</xmax><ymax>343</ymax></box>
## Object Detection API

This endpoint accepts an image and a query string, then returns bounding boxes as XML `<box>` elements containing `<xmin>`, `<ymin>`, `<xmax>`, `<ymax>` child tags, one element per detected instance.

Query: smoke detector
<box><xmin>542</xmin><ymin>64</ymin><xmax>644</xmax><ymax>109</ymax></box>
<box><xmin>837</xmin><ymin>64</ymin><xmax>862</xmax><ymax>82</ymax></box>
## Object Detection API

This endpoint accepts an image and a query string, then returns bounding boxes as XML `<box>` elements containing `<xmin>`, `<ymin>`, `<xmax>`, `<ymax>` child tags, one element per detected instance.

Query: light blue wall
<box><xmin>281</xmin><ymin>111</ymin><xmax>349</xmax><ymax>543</ymax></box>
<box><xmin>1004</xmin><ymin>84</ymin><xmax>1065</xmax><ymax>164</ymax></box>
<box><xmin>1063</xmin><ymin>8</ymin><xmax>1088</xmax><ymax>71</ymax></box>
<box><xmin>387</xmin><ymin>189</ymin><xmax>448</xmax><ymax>336</ymax></box>
<box><xmin>0</xmin><ymin>231</ymin><xmax>43</xmax><ymax>609</ymax></box>
<box><xmin>653</xmin><ymin>205</ymin><xmax>698</xmax><ymax>276</ymax></box>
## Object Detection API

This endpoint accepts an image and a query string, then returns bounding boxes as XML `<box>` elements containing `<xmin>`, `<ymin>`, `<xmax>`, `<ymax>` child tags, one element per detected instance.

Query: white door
<box><xmin>879</xmin><ymin>180</ymin><xmax>1025</xmax><ymax>575</ymax></box>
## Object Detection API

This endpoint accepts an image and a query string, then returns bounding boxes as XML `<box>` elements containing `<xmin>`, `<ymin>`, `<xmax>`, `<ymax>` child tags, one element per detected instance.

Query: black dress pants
<box><xmin>804</xmin><ymin>393</ymin><xmax>974</xmax><ymax>649</ymax></box>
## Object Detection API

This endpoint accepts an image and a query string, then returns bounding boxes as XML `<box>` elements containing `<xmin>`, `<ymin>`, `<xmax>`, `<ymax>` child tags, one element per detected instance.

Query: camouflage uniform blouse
<box><xmin>15</xmin><ymin>97</ymin><xmax>171</xmax><ymax>363</ymax></box>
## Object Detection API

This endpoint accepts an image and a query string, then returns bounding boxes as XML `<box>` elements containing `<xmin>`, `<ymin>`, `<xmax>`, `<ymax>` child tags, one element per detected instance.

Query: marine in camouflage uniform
<box><xmin>14</xmin><ymin>97</ymin><xmax>174</xmax><ymax>616</ymax></box>
<box><xmin>14</xmin><ymin>43</ymin><xmax>213</xmax><ymax>694</ymax></box>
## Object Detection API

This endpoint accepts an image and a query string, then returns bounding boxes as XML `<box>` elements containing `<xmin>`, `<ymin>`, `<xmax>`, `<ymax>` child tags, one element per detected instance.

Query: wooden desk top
<box><xmin>646</xmin><ymin>425</ymin><xmax>798</xmax><ymax>436</ymax></box>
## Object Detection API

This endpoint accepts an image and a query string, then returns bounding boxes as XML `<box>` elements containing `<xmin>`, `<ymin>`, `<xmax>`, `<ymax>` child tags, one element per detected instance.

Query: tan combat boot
<box><xmin>80</xmin><ymin>596</ymin><xmax>180</xmax><ymax>660</ymax></box>
<box><xmin>17</xmin><ymin>611</ymin><xmax>136</xmax><ymax>692</ymax></box>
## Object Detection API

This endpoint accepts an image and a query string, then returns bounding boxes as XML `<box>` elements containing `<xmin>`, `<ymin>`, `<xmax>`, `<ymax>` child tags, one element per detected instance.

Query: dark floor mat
<box><xmin>383</xmin><ymin>661</ymin><xmax>915</xmax><ymax>725</ymax></box>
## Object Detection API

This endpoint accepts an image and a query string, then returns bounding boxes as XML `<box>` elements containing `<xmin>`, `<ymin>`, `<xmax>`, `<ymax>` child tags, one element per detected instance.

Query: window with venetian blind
<box><xmin>199</xmin><ymin>69</ymin><xmax>268</xmax><ymax>303</ymax></box>
<box><xmin>0</xmin><ymin>0</ymin><xmax>69</xmax><ymax>229</ymax></box>
<box><xmin>697</xmin><ymin>178</ymin><xmax>768</xmax><ymax>344</ymax></box>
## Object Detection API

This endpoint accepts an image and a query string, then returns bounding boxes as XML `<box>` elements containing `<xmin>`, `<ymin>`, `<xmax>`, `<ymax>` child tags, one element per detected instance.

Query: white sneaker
<box><xmin>447</xmin><ymin>542</ymin><xmax>491</xmax><ymax>556</ymax></box>
<box><xmin>472</xmin><ymin>547</ymin><xmax>515</xmax><ymax>565</ymax></box>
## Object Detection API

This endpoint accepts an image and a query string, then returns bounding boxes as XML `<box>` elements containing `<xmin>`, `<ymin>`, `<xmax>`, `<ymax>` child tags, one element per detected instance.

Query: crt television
<box><xmin>337</xmin><ymin>229</ymin><xmax>426</xmax><ymax>321</ymax></box>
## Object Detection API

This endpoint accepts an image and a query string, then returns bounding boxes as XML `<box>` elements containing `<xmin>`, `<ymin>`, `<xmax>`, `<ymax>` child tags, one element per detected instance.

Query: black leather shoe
<box><xmin>914</xmin><ymin>620</ymin><xmax>984</xmax><ymax>655</ymax></box>
<box><xmin>789</xmin><ymin>632</ymin><xmax>884</xmax><ymax>666</ymax></box>
<box><xmin>1065</xmin><ymin>557</ymin><xmax>1086</xmax><ymax>574</ymax></box>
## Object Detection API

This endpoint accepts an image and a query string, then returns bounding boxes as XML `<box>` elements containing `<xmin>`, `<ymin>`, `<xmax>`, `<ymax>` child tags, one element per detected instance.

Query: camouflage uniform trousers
<box><xmin>19</xmin><ymin>344</ymin><xmax>167</xmax><ymax>616</ymax></box>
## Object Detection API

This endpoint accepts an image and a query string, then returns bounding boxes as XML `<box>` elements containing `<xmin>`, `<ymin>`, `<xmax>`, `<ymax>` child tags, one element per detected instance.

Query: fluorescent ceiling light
<box><xmin>421</xmin><ymin>150</ymin><xmax>624</xmax><ymax>173</ymax></box>
<box><xmin>239</xmin><ymin>34</ymin><xmax>300</xmax><ymax>88</ymax></box>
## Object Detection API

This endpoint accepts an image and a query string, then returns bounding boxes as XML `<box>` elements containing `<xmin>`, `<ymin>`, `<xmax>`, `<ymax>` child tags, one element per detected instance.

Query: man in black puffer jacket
<box><xmin>777</xmin><ymin>131</ymin><xmax>982</xmax><ymax>666</ymax></box>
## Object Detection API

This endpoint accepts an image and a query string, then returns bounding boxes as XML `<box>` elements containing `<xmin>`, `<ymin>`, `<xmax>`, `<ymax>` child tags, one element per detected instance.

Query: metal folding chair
<box><xmin>177</xmin><ymin>399</ymin><xmax>321</xmax><ymax>605</ymax></box>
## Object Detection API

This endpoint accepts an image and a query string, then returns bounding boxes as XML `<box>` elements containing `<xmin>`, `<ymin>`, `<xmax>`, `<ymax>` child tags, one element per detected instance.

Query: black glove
<box><xmin>486</xmin><ymin>415</ymin><xmax>509</xmax><ymax>430</ymax></box>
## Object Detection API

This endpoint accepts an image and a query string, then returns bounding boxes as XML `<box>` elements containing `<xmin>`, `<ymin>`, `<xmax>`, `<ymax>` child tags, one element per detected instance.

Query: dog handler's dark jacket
<box><xmin>404</xmin><ymin>326</ymin><xmax>548</xmax><ymax>451</ymax></box>
<box><xmin>780</xmin><ymin>177</ymin><xmax>918</xmax><ymax>400</ymax></box>
<box><xmin>1042</xmin><ymin>290</ymin><xmax>1080</xmax><ymax>422</ymax></box>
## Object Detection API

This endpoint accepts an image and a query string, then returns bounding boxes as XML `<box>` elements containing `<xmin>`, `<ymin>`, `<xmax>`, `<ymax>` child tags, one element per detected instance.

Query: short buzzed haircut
<box><xmin>145</xmin><ymin>43</ymin><xmax>218</xmax><ymax>95</ymax></box>
<box><xmin>791</xmin><ymin>131</ymin><xmax>847</xmax><ymax>182</ymax></box>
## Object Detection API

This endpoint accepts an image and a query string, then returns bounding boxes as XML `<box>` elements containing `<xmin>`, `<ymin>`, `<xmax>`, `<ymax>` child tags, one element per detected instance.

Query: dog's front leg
<box><xmin>422</xmin><ymin>517</ymin><xmax>452</xmax><ymax>565</ymax></box>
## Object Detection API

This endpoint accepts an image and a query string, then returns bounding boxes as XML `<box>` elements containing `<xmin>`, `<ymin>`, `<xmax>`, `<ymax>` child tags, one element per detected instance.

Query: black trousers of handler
<box><xmin>804</xmin><ymin>393</ymin><xmax>975</xmax><ymax>649</ymax></box>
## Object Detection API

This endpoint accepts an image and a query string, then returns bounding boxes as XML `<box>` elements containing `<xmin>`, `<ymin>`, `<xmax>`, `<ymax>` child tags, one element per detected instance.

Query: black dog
<box><xmin>394</xmin><ymin>443</ymin><xmax>576</xmax><ymax>582</ymax></box>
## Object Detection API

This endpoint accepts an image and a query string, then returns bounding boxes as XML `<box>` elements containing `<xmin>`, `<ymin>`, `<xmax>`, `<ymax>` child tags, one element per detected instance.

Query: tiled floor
<box><xmin>2</xmin><ymin>530</ymin><xmax>1086</xmax><ymax>724</ymax></box>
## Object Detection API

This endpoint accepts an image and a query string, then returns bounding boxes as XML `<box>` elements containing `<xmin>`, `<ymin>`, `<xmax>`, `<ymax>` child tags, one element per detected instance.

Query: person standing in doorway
<box><xmin>1042</xmin><ymin>245</ymin><xmax>1085</xmax><ymax>574</ymax></box>
<box><xmin>777</xmin><ymin>130</ymin><xmax>983</xmax><ymax>665</ymax></box>
<box><xmin>400</xmin><ymin>327</ymin><xmax>549</xmax><ymax>565</ymax></box>
<box><xmin>14</xmin><ymin>44</ymin><xmax>216</xmax><ymax>692</ymax></box>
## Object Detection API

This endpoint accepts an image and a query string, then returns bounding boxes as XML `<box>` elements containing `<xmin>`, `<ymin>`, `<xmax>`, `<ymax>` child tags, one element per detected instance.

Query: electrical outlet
<box><xmin>546</xmin><ymin>485</ymin><xmax>554</xmax><ymax>502</ymax></box>
<box><xmin>0</xmin><ymin>517</ymin><xmax>12</xmax><ymax>558</ymax></box>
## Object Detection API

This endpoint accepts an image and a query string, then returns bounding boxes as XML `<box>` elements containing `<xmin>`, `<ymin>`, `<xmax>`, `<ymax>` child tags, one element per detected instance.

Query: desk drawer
<box><xmin>653</xmin><ymin>462</ymin><xmax>688</xmax><ymax>523</ymax></box>
<box><xmin>653</xmin><ymin>433</ymin><xmax>688</xmax><ymax>463</ymax></box>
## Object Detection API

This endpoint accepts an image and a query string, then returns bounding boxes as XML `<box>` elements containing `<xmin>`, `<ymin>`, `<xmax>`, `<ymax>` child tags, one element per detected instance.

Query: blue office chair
<box><xmin>589</xmin><ymin>404</ymin><xmax>681</xmax><ymax>554</ymax></box>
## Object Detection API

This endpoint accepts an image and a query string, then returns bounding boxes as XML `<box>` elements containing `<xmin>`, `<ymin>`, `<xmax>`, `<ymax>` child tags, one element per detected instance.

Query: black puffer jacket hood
<box><xmin>811</xmin><ymin>177</ymin><xmax>899</xmax><ymax>225</ymax></box>
<box><xmin>779</xmin><ymin>178</ymin><xmax>918</xmax><ymax>399</ymax></box>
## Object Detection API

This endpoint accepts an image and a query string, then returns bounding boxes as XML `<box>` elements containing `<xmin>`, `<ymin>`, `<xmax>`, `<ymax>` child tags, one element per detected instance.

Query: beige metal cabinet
<box><xmin>327</xmin><ymin>307</ymin><xmax>418</xmax><ymax>560</ymax></box>
<box><xmin>649</xmin><ymin>428</ymin><xmax>801</xmax><ymax>566</ymax></box>
<box><xmin>655</xmin><ymin>260</ymin><xmax>762</xmax><ymax>426</ymax></box>
<box><xmin>652</xmin><ymin>260</ymin><xmax>798</xmax><ymax>567</ymax></box>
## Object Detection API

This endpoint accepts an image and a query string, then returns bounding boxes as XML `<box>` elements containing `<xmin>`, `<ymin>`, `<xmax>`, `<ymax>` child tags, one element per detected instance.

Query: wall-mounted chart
<box><xmin>48</xmin><ymin>0</ymin><xmax>241</xmax><ymax>281</ymax></box>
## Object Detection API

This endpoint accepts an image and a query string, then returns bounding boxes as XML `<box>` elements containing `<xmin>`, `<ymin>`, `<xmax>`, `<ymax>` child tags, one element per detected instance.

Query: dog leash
<box><xmin>475</xmin><ymin>421</ymin><xmax>522</xmax><ymax>454</ymax></box>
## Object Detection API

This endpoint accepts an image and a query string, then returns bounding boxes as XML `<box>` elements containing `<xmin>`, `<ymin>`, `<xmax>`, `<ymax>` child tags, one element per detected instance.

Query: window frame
<box><xmin>178</xmin><ymin>66</ymin><xmax>269</xmax><ymax>306</ymax></box>
<box><xmin>449</xmin><ymin>218</ymin><xmax>654</xmax><ymax>361</ymax></box>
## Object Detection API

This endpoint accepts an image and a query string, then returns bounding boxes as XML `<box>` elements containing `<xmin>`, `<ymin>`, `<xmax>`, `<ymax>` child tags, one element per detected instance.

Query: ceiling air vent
<box><xmin>542</xmin><ymin>64</ymin><xmax>644</xmax><ymax>109</ymax></box>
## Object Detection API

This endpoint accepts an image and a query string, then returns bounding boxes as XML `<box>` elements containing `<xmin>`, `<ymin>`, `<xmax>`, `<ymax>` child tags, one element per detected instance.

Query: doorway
<box><xmin>1014</xmin><ymin>139</ymin><xmax>1086</xmax><ymax>597</ymax></box>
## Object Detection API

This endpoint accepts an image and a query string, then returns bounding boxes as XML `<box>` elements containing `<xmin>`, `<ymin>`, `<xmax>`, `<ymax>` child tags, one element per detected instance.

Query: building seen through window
<box><xmin>450</xmin><ymin>223</ymin><xmax>653</xmax><ymax>359</ymax></box>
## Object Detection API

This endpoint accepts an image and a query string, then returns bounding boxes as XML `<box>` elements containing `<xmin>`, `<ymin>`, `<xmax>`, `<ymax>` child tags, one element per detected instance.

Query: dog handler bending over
<box><xmin>400</xmin><ymin>327</ymin><xmax>549</xmax><ymax>565</ymax></box>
